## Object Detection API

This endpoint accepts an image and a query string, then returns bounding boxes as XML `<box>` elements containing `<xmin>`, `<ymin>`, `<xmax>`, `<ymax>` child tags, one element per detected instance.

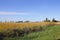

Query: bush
<box><xmin>12</xmin><ymin>29</ymin><xmax>24</xmax><ymax>37</ymax></box>
<box><xmin>0</xmin><ymin>32</ymin><xmax>3</xmax><ymax>40</ymax></box>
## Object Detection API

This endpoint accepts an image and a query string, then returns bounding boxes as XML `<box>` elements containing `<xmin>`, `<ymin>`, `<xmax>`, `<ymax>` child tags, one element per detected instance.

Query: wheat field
<box><xmin>0</xmin><ymin>22</ymin><xmax>56</xmax><ymax>31</ymax></box>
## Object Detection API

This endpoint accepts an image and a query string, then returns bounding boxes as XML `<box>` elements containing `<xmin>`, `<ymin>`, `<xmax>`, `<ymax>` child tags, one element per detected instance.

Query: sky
<box><xmin>0</xmin><ymin>0</ymin><xmax>60</xmax><ymax>22</ymax></box>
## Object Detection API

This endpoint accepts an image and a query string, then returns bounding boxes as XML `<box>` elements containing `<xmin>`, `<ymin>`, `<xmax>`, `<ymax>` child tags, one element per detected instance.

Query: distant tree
<box><xmin>52</xmin><ymin>18</ymin><xmax>58</xmax><ymax>22</ymax></box>
<box><xmin>46</xmin><ymin>18</ymin><xmax>48</xmax><ymax>21</ymax></box>
<box><xmin>44</xmin><ymin>18</ymin><xmax>50</xmax><ymax>22</ymax></box>
<box><xmin>24</xmin><ymin>21</ymin><xmax>30</xmax><ymax>23</ymax></box>
<box><xmin>10</xmin><ymin>21</ymin><xmax>14</xmax><ymax>22</ymax></box>
<box><xmin>16</xmin><ymin>21</ymin><xmax>23</xmax><ymax>23</ymax></box>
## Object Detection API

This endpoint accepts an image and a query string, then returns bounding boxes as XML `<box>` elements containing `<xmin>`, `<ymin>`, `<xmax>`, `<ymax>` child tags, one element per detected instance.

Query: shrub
<box><xmin>0</xmin><ymin>32</ymin><xmax>3</xmax><ymax>40</ymax></box>
<box><xmin>31</xmin><ymin>26</ymin><xmax>43</xmax><ymax>32</ymax></box>
<box><xmin>12</xmin><ymin>29</ymin><xmax>24</xmax><ymax>37</ymax></box>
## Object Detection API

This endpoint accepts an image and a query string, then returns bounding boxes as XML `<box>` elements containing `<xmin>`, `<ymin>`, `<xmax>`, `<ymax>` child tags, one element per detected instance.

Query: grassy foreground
<box><xmin>4</xmin><ymin>25</ymin><xmax>60</xmax><ymax>40</ymax></box>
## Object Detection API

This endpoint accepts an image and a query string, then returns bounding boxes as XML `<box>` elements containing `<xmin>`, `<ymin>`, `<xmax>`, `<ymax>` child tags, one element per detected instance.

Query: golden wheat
<box><xmin>0</xmin><ymin>22</ymin><xmax>56</xmax><ymax>31</ymax></box>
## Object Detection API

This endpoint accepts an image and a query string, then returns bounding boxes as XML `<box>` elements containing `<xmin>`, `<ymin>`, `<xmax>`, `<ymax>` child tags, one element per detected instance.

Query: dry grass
<box><xmin>0</xmin><ymin>22</ymin><xmax>56</xmax><ymax>31</ymax></box>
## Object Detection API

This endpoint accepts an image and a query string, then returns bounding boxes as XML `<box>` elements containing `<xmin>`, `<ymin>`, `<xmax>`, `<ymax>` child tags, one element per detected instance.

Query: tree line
<box><xmin>44</xmin><ymin>18</ymin><xmax>59</xmax><ymax>22</ymax></box>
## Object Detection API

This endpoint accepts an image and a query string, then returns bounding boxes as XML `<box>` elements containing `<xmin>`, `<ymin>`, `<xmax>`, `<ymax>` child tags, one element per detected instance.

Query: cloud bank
<box><xmin>0</xmin><ymin>11</ymin><xmax>28</xmax><ymax>15</ymax></box>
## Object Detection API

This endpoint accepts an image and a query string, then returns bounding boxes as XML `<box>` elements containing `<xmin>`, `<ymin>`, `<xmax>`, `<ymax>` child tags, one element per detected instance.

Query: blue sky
<box><xmin>0</xmin><ymin>0</ymin><xmax>60</xmax><ymax>22</ymax></box>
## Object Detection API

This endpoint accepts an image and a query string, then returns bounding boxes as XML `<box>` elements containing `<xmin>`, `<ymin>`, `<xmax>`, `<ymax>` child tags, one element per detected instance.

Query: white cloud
<box><xmin>0</xmin><ymin>11</ymin><xmax>28</xmax><ymax>15</ymax></box>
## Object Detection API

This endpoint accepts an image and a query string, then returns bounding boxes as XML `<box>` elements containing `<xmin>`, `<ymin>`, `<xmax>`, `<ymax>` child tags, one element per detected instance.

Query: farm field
<box><xmin>0</xmin><ymin>22</ymin><xmax>55</xmax><ymax>31</ymax></box>
<box><xmin>0</xmin><ymin>22</ymin><xmax>60</xmax><ymax>40</ymax></box>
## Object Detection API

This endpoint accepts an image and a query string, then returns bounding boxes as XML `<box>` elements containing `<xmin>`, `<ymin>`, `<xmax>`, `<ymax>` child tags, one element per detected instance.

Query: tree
<box><xmin>52</xmin><ymin>18</ymin><xmax>58</xmax><ymax>22</ymax></box>
<box><xmin>16</xmin><ymin>21</ymin><xmax>23</xmax><ymax>23</ymax></box>
<box><xmin>44</xmin><ymin>18</ymin><xmax>50</xmax><ymax>22</ymax></box>
<box><xmin>24</xmin><ymin>21</ymin><xmax>30</xmax><ymax>23</ymax></box>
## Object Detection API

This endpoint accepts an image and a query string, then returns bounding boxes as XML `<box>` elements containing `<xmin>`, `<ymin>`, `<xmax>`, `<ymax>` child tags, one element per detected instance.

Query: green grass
<box><xmin>4</xmin><ymin>25</ymin><xmax>60</xmax><ymax>40</ymax></box>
